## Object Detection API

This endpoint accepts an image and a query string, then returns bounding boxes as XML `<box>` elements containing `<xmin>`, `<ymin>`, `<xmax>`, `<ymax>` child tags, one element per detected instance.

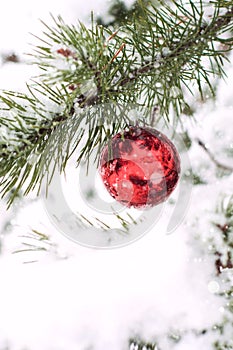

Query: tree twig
<box><xmin>196</xmin><ymin>138</ymin><xmax>233</xmax><ymax>172</ymax></box>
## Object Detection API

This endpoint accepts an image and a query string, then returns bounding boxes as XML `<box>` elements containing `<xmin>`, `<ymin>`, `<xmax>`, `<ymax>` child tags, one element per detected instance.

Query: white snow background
<box><xmin>0</xmin><ymin>0</ymin><xmax>233</xmax><ymax>349</ymax></box>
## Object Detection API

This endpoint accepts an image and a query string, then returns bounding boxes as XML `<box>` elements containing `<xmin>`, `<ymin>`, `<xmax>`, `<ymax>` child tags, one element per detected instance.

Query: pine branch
<box><xmin>1</xmin><ymin>0</ymin><xmax>233</xmax><ymax>204</ymax></box>
<box><xmin>29</xmin><ymin>0</ymin><xmax>233</xmax><ymax>119</ymax></box>
<box><xmin>31</xmin><ymin>2</ymin><xmax>233</xmax><ymax>104</ymax></box>
<box><xmin>110</xmin><ymin>4</ymin><xmax>233</xmax><ymax>89</ymax></box>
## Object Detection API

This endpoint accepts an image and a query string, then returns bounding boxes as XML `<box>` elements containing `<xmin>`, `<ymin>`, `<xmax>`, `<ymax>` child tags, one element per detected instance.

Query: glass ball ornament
<box><xmin>99</xmin><ymin>126</ymin><xmax>181</xmax><ymax>208</ymax></box>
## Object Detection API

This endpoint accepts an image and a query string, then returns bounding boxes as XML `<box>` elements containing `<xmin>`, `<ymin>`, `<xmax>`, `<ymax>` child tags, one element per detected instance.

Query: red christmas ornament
<box><xmin>99</xmin><ymin>126</ymin><xmax>180</xmax><ymax>208</ymax></box>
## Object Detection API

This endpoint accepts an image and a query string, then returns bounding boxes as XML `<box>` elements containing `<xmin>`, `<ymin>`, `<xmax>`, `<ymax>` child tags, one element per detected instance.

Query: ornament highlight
<box><xmin>99</xmin><ymin>126</ymin><xmax>180</xmax><ymax>208</ymax></box>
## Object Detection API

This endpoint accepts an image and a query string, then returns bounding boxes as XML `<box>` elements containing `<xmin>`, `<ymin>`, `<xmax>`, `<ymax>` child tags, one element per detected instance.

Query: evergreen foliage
<box><xmin>0</xmin><ymin>0</ymin><xmax>233</xmax><ymax>205</ymax></box>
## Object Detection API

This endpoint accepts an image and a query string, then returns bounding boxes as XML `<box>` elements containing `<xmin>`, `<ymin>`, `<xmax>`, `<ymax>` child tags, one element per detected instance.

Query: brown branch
<box><xmin>215</xmin><ymin>251</ymin><xmax>233</xmax><ymax>275</ymax></box>
<box><xmin>168</xmin><ymin>6</ymin><xmax>233</xmax><ymax>58</ymax></box>
<box><xmin>76</xmin><ymin>6</ymin><xmax>233</xmax><ymax>108</ymax></box>
<box><xmin>196</xmin><ymin>138</ymin><xmax>233</xmax><ymax>172</ymax></box>
<box><xmin>2</xmin><ymin>53</ymin><xmax>20</xmax><ymax>64</ymax></box>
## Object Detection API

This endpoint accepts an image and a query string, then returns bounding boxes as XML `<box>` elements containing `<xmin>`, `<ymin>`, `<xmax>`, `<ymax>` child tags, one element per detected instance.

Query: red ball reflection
<box><xmin>99</xmin><ymin>126</ymin><xmax>180</xmax><ymax>208</ymax></box>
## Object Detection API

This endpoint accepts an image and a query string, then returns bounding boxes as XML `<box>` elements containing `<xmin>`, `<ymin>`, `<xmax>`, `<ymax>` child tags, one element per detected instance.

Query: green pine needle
<box><xmin>0</xmin><ymin>0</ymin><xmax>233</xmax><ymax>204</ymax></box>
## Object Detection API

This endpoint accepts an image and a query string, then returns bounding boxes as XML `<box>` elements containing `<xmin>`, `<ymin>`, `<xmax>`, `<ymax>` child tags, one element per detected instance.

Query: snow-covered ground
<box><xmin>0</xmin><ymin>0</ymin><xmax>233</xmax><ymax>349</ymax></box>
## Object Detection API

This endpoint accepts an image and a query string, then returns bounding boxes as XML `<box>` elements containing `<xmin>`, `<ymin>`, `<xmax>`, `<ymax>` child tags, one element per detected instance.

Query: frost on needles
<box><xmin>0</xmin><ymin>0</ymin><xmax>233</xmax><ymax>205</ymax></box>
